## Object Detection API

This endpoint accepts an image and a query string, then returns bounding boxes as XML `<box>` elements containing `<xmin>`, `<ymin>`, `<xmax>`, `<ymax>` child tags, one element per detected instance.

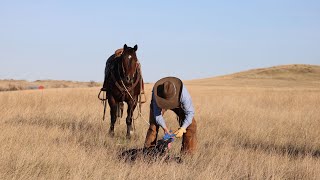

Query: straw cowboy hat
<box><xmin>153</xmin><ymin>77</ymin><xmax>182</xmax><ymax>109</ymax></box>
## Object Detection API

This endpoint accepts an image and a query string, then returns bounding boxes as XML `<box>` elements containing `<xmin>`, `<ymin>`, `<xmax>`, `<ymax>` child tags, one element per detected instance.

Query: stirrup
<box><xmin>100</xmin><ymin>87</ymin><xmax>107</xmax><ymax>91</ymax></box>
<box><xmin>98</xmin><ymin>89</ymin><xmax>108</xmax><ymax>101</ymax></box>
<box><xmin>139</xmin><ymin>91</ymin><xmax>146</xmax><ymax>104</ymax></box>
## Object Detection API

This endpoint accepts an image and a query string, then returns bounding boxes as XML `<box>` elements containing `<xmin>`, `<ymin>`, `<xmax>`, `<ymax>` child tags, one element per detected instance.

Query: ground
<box><xmin>0</xmin><ymin>64</ymin><xmax>320</xmax><ymax>179</ymax></box>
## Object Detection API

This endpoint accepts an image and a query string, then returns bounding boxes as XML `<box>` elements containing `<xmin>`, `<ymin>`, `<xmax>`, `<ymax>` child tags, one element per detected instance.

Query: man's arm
<box><xmin>180</xmin><ymin>85</ymin><xmax>195</xmax><ymax>129</ymax></box>
<box><xmin>152</xmin><ymin>92</ymin><xmax>168</xmax><ymax>132</ymax></box>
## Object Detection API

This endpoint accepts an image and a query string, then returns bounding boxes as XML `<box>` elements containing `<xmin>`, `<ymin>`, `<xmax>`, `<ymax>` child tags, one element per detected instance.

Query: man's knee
<box><xmin>187</xmin><ymin>118</ymin><xmax>197</xmax><ymax>133</ymax></box>
<box><xmin>144</xmin><ymin>125</ymin><xmax>158</xmax><ymax>148</ymax></box>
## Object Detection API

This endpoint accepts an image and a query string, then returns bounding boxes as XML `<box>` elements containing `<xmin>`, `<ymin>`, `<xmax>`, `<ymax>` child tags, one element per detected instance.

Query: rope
<box><xmin>120</xmin><ymin>79</ymin><xmax>150</xmax><ymax>126</ymax></box>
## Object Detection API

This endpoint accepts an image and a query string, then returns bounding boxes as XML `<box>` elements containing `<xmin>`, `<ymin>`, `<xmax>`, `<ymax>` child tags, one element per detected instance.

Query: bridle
<box><xmin>97</xmin><ymin>57</ymin><xmax>141</xmax><ymax>121</ymax></box>
<box><xmin>119</xmin><ymin>53</ymin><xmax>138</xmax><ymax>84</ymax></box>
<box><xmin>98</xmin><ymin>49</ymin><xmax>149</xmax><ymax>126</ymax></box>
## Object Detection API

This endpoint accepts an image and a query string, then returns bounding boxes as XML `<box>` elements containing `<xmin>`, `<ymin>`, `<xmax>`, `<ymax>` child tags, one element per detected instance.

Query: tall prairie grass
<box><xmin>1</xmin><ymin>82</ymin><xmax>320</xmax><ymax>179</ymax></box>
<box><xmin>0</xmin><ymin>80</ymin><xmax>100</xmax><ymax>92</ymax></box>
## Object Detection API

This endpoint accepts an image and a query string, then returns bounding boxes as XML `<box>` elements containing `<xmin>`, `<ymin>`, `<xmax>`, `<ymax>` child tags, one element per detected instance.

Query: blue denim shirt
<box><xmin>152</xmin><ymin>85</ymin><xmax>195</xmax><ymax>129</ymax></box>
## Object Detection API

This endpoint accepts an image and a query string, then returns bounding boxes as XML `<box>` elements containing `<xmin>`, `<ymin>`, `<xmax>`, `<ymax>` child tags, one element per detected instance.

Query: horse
<box><xmin>103</xmin><ymin>44</ymin><xmax>143</xmax><ymax>139</ymax></box>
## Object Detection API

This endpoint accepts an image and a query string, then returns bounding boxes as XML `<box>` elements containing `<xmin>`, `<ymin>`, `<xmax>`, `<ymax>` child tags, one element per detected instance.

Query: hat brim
<box><xmin>153</xmin><ymin>77</ymin><xmax>182</xmax><ymax>109</ymax></box>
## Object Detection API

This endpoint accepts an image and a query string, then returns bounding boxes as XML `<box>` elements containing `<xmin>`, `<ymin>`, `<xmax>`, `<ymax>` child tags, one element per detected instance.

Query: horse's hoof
<box><xmin>109</xmin><ymin>131</ymin><xmax>115</xmax><ymax>137</ymax></box>
<box><xmin>126</xmin><ymin>134</ymin><xmax>131</xmax><ymax>139</ymax></box>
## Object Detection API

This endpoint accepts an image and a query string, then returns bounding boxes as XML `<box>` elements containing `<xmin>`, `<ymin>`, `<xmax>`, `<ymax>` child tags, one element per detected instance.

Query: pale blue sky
<box><xmin>1</xmin><ymin>0</ymin><xmax>319</xmax><ymax>82</ymax></box>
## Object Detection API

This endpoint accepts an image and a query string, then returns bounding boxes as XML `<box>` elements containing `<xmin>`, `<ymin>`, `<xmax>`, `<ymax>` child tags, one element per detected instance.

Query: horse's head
<box><xmin>120</xmin><ymin>44</ymin><xmax>138</xmax><ymax>84</ymax></box>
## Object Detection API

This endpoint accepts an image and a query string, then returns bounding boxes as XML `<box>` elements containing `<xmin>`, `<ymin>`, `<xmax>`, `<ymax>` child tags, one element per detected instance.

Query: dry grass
<box><xmin>1</xmin><ymin>84</ymin><xmax>319</xmax><ymax>179</ymax></box>
<box><xmin>0</xmin><ymin>80</ymin><xmax>101</xmax><ymax>92</ymax></box>
<box><xmin>1</xmin><ymin>65</ymin><xmax>320</xmax><ymax>179</ymax></box>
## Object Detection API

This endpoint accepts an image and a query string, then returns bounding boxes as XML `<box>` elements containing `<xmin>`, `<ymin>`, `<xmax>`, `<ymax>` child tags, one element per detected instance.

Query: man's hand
<box><xmin>174</xmin><ymin>128</ymin><xmax>186</xmax><ymax>138</ymax></box>
<box><xmin>163</xmin><ymin>127</ymin><xmax>170</xmax><ymax>135</ymax></box>
<box><xmin>163</xmin><ymin>130</ymin><xmax>174</xmax><ymax>141</ymax></box>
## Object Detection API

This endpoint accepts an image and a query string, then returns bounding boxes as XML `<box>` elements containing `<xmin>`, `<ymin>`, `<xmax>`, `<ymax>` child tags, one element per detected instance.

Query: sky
<box><xmin>1</xmin><ymin>0</ymin><xmax>319</xmax><ymax>83</ymax></box>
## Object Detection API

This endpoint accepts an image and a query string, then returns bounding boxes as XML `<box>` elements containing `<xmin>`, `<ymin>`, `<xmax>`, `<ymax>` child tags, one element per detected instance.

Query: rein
<box><xmin>110</xmin><ymin>60</ymin><xmax>141</xmax><ymax>94</ymax></box>
<box><xmin>118</xmin><ymin>60</ymin><xmax>149</xmax><ymax>124</ymax></box>
<box><xmin>119</xmin><ymin>78</ymin><xmax>149</xmax><ymax>126</ymax></box>
<box><xmin>98</xmin><ymin>55</ymin><xmax>149</xmax><ymax>127</ymax></box>
<box><xmin>117</xmin><ymin>59</ymin><xmax>149</xmax><ymax>126</ymax></box>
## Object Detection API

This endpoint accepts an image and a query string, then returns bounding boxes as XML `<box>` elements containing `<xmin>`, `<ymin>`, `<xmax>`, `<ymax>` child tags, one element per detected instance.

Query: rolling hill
<box><xmin>220</xmin><ymin>64</ymin><xmax>320</xmax><ymax>81</ymax></box>
<box><xmin>187</xmin><ymin>64</ymin><xmax>320</xmax><ymax>88</ymax></box>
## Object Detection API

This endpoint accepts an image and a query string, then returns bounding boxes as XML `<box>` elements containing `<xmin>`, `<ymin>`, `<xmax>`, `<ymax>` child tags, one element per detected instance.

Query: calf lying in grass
<box><xmin>119</xmin><ymin>137</ymin><xmax>182</xmax><ymax>163</ymax></box>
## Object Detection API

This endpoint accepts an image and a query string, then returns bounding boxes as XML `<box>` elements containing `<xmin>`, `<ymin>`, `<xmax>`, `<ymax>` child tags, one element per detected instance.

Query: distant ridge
<box><xmin>186</xmin><ymin>64</ymin><xmax>320</xmax><ymax>87</ymax></box>
<box><xmin>221</xmin><ymin>64</ymin><xmax>320</xmax><ymax>81</ymax></box>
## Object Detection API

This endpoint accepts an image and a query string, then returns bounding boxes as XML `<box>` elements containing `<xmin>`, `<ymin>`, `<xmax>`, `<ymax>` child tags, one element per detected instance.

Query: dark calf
<box><xmin>119</xmin><ymin>138</ymin><xmax>182</xmax><ymax>163</ymax></box>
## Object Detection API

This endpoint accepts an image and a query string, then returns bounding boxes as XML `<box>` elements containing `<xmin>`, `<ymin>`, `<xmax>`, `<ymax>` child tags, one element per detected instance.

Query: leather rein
<box><xmin>110</xmin><ymin>57</ymin><xmax>141</xmax><ymax>95</ymax></box>
<box><xmin>97</xmin><ymin>54</ymin><xmax>142</xmax><ymax>122</ymax></box>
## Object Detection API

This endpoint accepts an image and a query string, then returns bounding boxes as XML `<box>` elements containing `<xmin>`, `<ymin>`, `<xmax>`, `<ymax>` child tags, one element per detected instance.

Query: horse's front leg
<box><xmin>108</xmin><ymin>96</ymin><xmax>117</xmax><ymax>137</ymax></box>
<box><xmin>126</xmin><ymin>100</ymin><xmax>137</xmax><ymax>139</ymax></box>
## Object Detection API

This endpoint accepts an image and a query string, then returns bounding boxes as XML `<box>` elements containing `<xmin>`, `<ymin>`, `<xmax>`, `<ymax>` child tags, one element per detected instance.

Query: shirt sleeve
<box><xmin>180</xmin><ymin>85</ymin><xmax>195</xmax><ymax>129</ymax></box>
<box><xmin>152</xmin><ymin>91</ymin><xmax>167</xmax><ymax>129</ymax></box>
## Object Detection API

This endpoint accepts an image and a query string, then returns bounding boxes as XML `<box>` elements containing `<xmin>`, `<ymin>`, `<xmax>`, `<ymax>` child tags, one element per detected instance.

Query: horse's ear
<box><xmin>123</xmin><ymin>44</ymin><xmax>128</xmax><ymax>50</ymax></box>
<box><xmin>133</xmin><ymin>44</ymin><xmax>138</xmax><ymax>51</ymax></box>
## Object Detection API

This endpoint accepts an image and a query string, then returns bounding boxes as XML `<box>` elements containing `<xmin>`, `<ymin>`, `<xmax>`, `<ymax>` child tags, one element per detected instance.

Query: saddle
<box><xmin>114</xmin><ymin>48</ymin><xmax>123</xmax><ymax>58</ymax></box>
<box><xmin>105</xmin><ymin>48</ymin><xmax>146</xmax><ymax>101</ymax></box>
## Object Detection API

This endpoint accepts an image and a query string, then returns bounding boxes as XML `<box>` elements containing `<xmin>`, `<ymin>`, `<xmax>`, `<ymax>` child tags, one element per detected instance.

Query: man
<box><xmin>144</xmin><ymin>76</ymin><xmax>197</xmax><ymax>154</ymax></box>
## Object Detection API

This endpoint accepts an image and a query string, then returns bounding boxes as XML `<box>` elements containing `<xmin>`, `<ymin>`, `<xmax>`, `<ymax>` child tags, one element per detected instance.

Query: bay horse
<box><xmin>103</xmin><ymin>44</ymin><xmax>142</xmax><ymax>139</ymax></box>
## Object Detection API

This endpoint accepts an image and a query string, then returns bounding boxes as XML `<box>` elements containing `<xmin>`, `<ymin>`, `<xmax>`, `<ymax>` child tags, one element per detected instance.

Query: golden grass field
<box><xmin>1</xmin><ymin>64</ymin><xmax>320</xmax><ymax>179</ymax></box>
<box><xmin>0</xmin><ymin>79</ymin><xmax>100</xmax><ymax>92</ymax></box>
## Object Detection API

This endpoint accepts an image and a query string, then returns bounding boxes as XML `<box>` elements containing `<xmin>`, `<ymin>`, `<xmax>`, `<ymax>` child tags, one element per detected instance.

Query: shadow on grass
<box><xmin>4</xmin><ymin>116</ymin><xmax>120</xmax><ymax>149</ymax></box>
<box><xmin>5</xmin><ymin>116</ymin><xmax>97</xmax><ymax>133</ymax></box>
<box><xmin>237</xmin><ymin>140</ymin><xmax>320</xmax><ymax>158</ymax></box>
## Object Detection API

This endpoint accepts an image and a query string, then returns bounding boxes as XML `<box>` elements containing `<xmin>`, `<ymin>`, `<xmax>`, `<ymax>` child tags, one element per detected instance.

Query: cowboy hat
<box><xmin>153</xmin><ymin>77</ymin><xmax>182</xmax><ymax>109</ymax></box>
